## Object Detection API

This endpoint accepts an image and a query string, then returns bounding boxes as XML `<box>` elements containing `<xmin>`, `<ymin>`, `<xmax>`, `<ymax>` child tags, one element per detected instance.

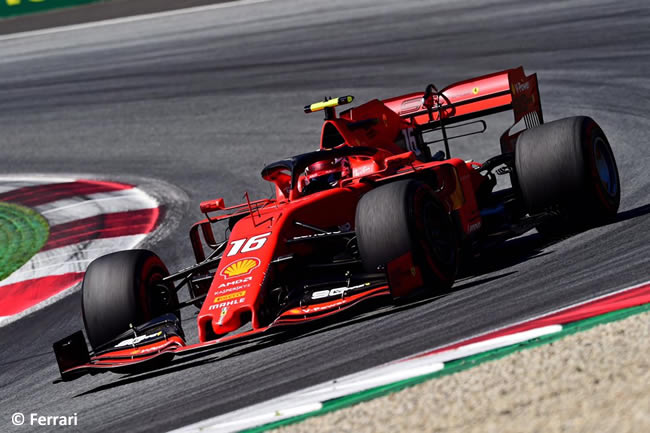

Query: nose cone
<box><xmin>198</xmin><ymin>299</ymin><xmax>250</xmax><ymax>341</ymax></box>
<box><xmin>196</xmin><ymin>211</ymin><xmax>282</xmax><ymax>342</ymax></box>
<box><xmin>197</xmin><ymin>276</ymin><xmax>254</xmax><ymax>342</ymax></box>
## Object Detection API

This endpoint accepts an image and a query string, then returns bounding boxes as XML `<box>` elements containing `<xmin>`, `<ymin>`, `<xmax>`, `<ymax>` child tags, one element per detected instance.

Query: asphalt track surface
<box><xmin>1</xmin><ymin>0</ymin><xmax>649</xmax><ymax>432</ymax></box>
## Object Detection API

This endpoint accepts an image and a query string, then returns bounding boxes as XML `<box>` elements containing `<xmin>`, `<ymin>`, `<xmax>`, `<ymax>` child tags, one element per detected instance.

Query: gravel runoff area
<box><xmin>275</xmin><ymin>311</ymin><xmax>650</xmax><ymax>433</ymax></box>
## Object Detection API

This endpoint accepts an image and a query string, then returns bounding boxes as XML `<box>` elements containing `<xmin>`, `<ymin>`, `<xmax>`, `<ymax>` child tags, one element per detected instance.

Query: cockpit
<box><xmin>261</xmin><ymin>146</ymin><xmax>377</xmax><ymax>201</ymax></box>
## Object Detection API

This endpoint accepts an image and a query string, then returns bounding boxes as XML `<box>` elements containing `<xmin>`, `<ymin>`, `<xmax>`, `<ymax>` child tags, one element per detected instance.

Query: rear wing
<box><xmin>383</xmin><ymin>66</ymin><xmax>543</xmax><ymax>153</ymax></box>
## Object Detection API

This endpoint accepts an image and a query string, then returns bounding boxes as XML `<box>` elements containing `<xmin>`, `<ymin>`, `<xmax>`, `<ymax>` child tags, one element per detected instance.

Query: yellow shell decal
<box><xmin>220</xmin><ymin>258</ymin><xmax>260</xmax><ymax>279</ymax></box>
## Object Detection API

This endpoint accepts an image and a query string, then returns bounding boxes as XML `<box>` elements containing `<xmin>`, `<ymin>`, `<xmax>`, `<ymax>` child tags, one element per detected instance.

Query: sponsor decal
<box><xmin>115</xmin><ymin>331</ymin><xmax>162</xmax><ymax>348</ymax></box>
<box><xmin>467</xmin><ymin>221</ymin><xmax>482</xmax><ymax>233</ymax></box>
<box><xmin>311</xmin><ymin>283</ymin><xmax>370</xmax><ymax>300</ymax></box>
<box><xmin>216</xmin><ymin>276</ymin><xmax>253</xmax><ymax>290</ymax></box>
<box><xmin>302</xmin><ymin>299</ymin><xmax>346</xmax><ymax>313</ymax></box>
<box><xmin>226</xmin><ymin>232</ymin><xmax>271</xmax><ymax>257</ymax></box>
<box><xmin>220</xmin><ymin>257</ymin><xmax>260</xmax><ymax>279</ymax></box>
<box><xmin>215</xmin><ymin>283</ymin><xmax>252</xmax><ymax>295</ymax></box>
<box><xmin>217</xmin><ymin>307</ymin><xmax>228</xmax><ymax>325</ymax></box>
<box><xmin>213</xmin><ymin>291</ymin><xmax>246</xmax><ymax>304</ymax></box>
<box><xmin>354</xmin><ymin>164</ymin><xmax>374</xmax><ymax>176</ymax></box>
<box><xmin>401</xmin><ymin>127</ymin><xmax>421</xmax><ymax>156</ymax></box>
<box><xmin>514</xmin><ymin>81</ymin><xmax>530</xmax><ymax>94</ymax></box>
<box><xmin>130</xmin><ymin>342</ymin><xmax>169</xmax><ymax>355</ymax></box>
<box><xmin>399</xmin><ymin>97</ymin><xmax>422</xmax><ymax>115</ymax></box>
<box><xmin>208</xmin><ymin>298</ymin><xmax>245</xmax><ymax>311</ymax></box>
<box><xmin>472</xmin><ymin>86</ymin><xmax>479</xmax><ymax>95</ymax></box>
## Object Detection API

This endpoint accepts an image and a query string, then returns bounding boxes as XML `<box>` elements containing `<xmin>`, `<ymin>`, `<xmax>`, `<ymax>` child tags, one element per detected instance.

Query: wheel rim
<box><xmin>593</xmin><ymin>136</ymin><xmax>618</xmax><ymax>198</ymax></box>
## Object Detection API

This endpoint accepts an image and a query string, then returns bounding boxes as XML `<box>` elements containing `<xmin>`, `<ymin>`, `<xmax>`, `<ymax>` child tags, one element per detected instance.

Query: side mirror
<box><xmin>200</xmin><ymin>198</ymin><xmax>225</xmax><ymax>213</ymax></box>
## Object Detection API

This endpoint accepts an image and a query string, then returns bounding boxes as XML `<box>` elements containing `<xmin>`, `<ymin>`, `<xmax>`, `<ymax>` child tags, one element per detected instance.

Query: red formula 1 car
<box><xmin>53</xmin><ymin>66</ymin><xmax>620</xmax><ymax>380</ymax></box>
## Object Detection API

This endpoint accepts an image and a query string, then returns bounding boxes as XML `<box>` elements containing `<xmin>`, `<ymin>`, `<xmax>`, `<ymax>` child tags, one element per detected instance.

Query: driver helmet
<box><xmin>304</xmin><ymin>157</ymin><xmax>351</xmax><ymax>193</ymax></box>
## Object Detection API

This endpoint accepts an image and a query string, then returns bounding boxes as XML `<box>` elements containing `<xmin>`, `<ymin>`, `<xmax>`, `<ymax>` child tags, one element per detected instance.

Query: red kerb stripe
<box><xmin>0</xmin><ymin>180</ymin><xmax>133</xmax><ymax>207</ymax></box>
<box><xmin>43</xmin><ymin>207</ymin><xmax>160</xmax><ymax>251</ymax></box>
<box><xmin>0</xmin><ymin>273</ymin><xmax>84</xmax><ymax>316</ymax></box>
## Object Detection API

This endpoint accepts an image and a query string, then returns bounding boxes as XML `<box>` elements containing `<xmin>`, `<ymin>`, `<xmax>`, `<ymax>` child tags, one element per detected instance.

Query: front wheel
<box><xmin>355</xmin><ymin>180</ymin><xmax>458</xmax><ymax>293</ymax></box>
<box><xmin>81</xmin><ymin>249</ymin><xmax>179</xmax><ymax>350</ymax></box>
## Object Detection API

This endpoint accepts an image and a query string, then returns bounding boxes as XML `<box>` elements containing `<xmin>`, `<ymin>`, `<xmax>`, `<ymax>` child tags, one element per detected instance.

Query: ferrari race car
<box><xmin>53</xmin><ymin>66</ymin><xmax>620</xmax><ymax>381</ymax></box>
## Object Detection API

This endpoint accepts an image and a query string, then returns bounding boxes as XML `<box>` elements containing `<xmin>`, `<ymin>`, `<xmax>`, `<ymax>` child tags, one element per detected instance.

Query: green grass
<box><xmin>1</xmin><ymin>0</ymin><xmax>103</xmax><ymax>19</ymax></box>
<box><xmin>0</xmin><ymin>202</ymin><xmax>49</xmax><ymax>281</ymax></box>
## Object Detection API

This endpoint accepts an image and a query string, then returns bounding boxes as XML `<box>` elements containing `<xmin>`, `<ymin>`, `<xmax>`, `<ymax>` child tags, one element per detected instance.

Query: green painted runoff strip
<box><xmin>0</xmin><ymin>0</ymin><xmax>102</xmax><ymax>19</ymax></box>
<box><xmin>243</xmin><ymin>302</ymin><xmax>650</xmax><ymax>433</ymax></box>
<box><xmin>0</xmin><ymin>202</ymin><xmax>49</xmax><ymax>281</ymax></box>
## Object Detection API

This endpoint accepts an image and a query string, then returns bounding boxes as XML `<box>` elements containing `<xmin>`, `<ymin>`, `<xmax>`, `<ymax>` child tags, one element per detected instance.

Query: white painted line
<box><xmin>297</xmin><ymin>359</ymin><xmax>445</xmax><ymax>400</ymax></box>
<box><xmin>199</xmin><ymin>403</ymin><xmax>324</xmax><ymax>433</ymax></box>
<box><xmin>409</xmin><ymin>325</ymin><xmax>562</xmax><ymax>365</ymax></box>
<box><xmin>35</xmin><ymin>188</ymin><xmax>158</xmax><ymax>226</ymax></box>
<box><xmin>0</xmin><ymin>0</ymin><xmax>272</xmax><ymax>42</ymax></box>
<box><xmin>0</xmin><ymin>184</ymin><xmax>28</xmax><ymax>194</ymax></box>
<box><xmin>0</xmin><ymin>182</ymin><xmax>49</xmax><ymax>194</ymax></box>
<box><xmin>0</xmin><ymin>175</ymin><xmax>76</xmax><ymax>183</ymax></box>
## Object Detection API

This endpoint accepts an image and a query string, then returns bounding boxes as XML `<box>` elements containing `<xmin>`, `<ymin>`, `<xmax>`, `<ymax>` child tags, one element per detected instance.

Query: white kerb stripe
<box><xmin>0</xmin><ymin>234</ymin><xmax>146</xmax><ymax>286</ymax></box>
<box><xmin>169</xmin><ymin>360</ymin><xmax>444</xmax><ymax>433</ymax></box>
<box><xmin>35</xmin><ymin>188</ymin><xmax>158</xmax><ymax>226</ymax></box>
<box><xmin>0</xmin><ymin>177</ymin><xmax>76</xmax><ymax>194</ymax></box>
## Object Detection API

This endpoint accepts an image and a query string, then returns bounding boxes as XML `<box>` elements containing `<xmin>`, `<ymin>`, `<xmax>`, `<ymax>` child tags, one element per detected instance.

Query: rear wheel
<box><xmin>514</xmin><ymin>116</ymin><xmax>620</xmax><ymax>235</ymax></box>
<box><xmin>81</xmin><ymin>249</ymin><xmax>179</xmax><ymax>350</ymax></box>
<box><xmin>355</xmin><ymin>180</ymin><xmax>458</xmax><ymax>293</ymax></box>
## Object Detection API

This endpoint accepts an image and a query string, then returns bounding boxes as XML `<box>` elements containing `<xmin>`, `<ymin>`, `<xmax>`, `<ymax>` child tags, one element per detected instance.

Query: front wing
<box><xmin>53</xmin><ymin>284</ymin><xmax>391</xmax><ymax>381</ymax></box>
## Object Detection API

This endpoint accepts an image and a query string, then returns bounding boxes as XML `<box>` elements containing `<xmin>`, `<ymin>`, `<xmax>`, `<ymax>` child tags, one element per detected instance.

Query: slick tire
<box><xmin>514</xmin><ymin>116</ymin><xmax>620</xmax><ymax>235</ymax></box>
<box><xmin>355</xmin><ymin>180</ymin><xmax>458</xmax><ymax>292</ymax></box>
<box><xmin>82</xmin><ymin>249</ymin><xmax>179</xmax><ymax>350</ymax></box>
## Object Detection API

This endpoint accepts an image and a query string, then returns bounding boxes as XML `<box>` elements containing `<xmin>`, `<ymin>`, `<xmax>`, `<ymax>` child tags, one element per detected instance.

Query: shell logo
<box><xmin>220</xmin><ymin>257</ymin><xmax>260</xmax><ymax>279</ymax></box>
